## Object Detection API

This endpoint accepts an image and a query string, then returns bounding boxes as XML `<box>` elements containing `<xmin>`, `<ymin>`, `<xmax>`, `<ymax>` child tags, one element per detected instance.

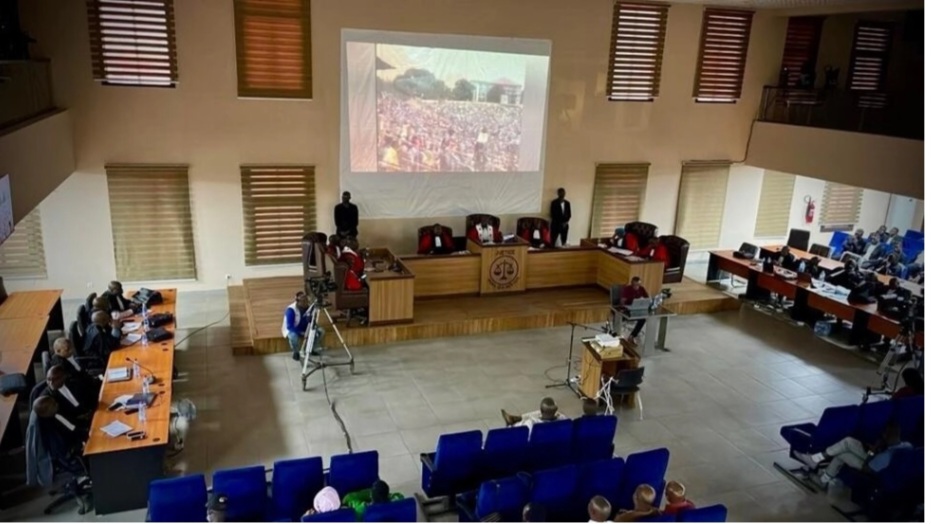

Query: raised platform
<box><xmin>231</xmin><ymin>276</ymin><xmax>739</xmax><ymax>355</ymax></box>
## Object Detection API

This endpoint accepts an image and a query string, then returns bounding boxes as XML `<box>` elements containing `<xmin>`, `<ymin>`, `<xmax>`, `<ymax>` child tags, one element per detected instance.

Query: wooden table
<box><xmin>84</xmin><ymin>289</ymin><xmax>176</xmax><ymax>514</ymax></box>
<box><xmin>364</xmin><ymin>249</ymin><xmax>414</xmax><ymax>325</ymax></box>
<box><xmin>468</xmin><ymin>238</ymin><xmax>530</xmax><ymax>295</ymax></box>
<box><xmin>0</xmin><ymin>317</ymin><xmax>50</xmax><ymax>449</ymax></box>
<box><xmin>0</xmin><ymin>289</ymin><xmax>64</xmax><ymax>332</ymax></box>
<box><xmin>579</xmin><ymin>340</ymin><xmax>640</xmax><ymax>407</ymax></box>
<box><xmin>580</xmin><ymin>239</ymin><xmax>665</xmax><ymax>296</ymax></box>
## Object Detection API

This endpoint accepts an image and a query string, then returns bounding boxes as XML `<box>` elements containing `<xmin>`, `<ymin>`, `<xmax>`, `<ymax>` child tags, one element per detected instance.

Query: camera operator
<box><xmin>282</xmin><ymin>291</ymin><xmax>324</xmax><ymax>362</ymax></box>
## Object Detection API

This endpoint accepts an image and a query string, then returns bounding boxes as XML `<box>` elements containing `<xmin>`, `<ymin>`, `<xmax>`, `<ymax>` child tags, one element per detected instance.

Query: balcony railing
<box><xmin>0</xmin><ymin>59</ymin><xmax>55</xmax><ymax>131</ymax></box>
<box><xmin>757</xmin><ymin>86</ymin><xmax>923</xmax><ymax>141</ymax></box>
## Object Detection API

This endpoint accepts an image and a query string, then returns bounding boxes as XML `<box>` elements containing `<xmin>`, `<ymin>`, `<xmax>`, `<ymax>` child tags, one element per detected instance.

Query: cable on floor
<box><xmin>174</xmin><ymin>312</ymin><xmax>230</xmax><ymax>348</ymax></box>
<box><xmin>320</xmin><ymin>360</ymin><xmax>353</xmax><ymax>453</ymax></box>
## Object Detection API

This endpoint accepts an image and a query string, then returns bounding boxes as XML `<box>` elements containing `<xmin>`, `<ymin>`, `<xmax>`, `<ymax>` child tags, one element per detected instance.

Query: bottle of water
<box><xmin>798</xmin><ymin>260</ymin><xmax>806</xmax><ymax>274</ymax></box>
<box><xmin>141</xmin><ymin>304</ymin><xmax>149</xmax><ymax>346</ymax></box>
<box><xmin>138</xmin><ymin>402</ymin><xmax>147</xmax><ymax>423</ymax></box>
<box><xmin>142</xmin><ymin>378</ymin><xmax>150</xmax><ymax>396</ymax></box>
<box><xmin>132</xmin><ymin>359</ymin><xmax>140</xmax><ymax>380</ymax></box>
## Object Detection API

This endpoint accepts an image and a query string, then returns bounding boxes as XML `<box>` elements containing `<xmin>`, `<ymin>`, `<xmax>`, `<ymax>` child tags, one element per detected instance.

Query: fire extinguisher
<box><xmin>804</xmin><ymin>195</ymin><xmax>815</xmax><ymax>224</ymax></box>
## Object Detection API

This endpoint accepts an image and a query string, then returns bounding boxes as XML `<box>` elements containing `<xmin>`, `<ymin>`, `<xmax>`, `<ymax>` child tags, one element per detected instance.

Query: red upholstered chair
<box><xmin>465</xmin><ymin>214</ymin><xmax>501</xmax><ymax>231</ymax></box>
<box><xmin>330</xmin><ymin>255</ymin><xmax>369</xmax><ymax>324</ymax></box>
<box><xmin>658</xmin><ymin>235</ymin><xmax>690</xmax><ymax>283</ymax></box>
<box><xmin>417</xmin><ymin>224</ymin><xmax>455</xmax><ymax>254</ymax></box>
<box><xmin>623</xmin><ymin>221</ymin><xmax>658</xmax><ymax>250</ymax></box>
<box><xmin>516</xmin><ymin>217</ymin><xmax>552</xmax><ymax>247</ymax></box>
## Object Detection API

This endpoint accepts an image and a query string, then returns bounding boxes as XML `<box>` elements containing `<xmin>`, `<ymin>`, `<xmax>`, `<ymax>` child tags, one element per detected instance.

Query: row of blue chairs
<box><xmin>421</xmin><ymin>415</ymin><xmax>618</xmax><ymax>499</ymax></box>
<box><xmin>148</xmin><ymin>450</ymin><xmax>385</xmax><ymax>522</ymax></box>
<box><xmin>454</xmin><ymin>448</ymin><xmax>725</xmax><ymax>522</ymax></box>
<box><xmin>827</xmin><ymin>229</ymin><xmax>924</xmax><ymax>264</ymax></box>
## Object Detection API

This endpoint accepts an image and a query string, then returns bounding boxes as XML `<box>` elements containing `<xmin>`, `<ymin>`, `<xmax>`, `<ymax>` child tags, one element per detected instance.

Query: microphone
<box><xmin>125</xmin><ymin>357</ymin><xmax>158</xmax><ymax>385</ymax></box>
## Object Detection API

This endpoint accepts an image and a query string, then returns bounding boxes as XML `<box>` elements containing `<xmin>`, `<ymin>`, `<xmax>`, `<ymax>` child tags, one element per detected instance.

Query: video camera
<box><xmin>306</xmin><ymin>273</ymin><xmax>337</xmax><ymax>306</ymax></box>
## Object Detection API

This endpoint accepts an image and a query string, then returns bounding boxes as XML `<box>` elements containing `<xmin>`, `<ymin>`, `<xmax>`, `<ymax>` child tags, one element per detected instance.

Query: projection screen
<box><xmin>340</xmin><ymin>29</ymin><xmax>552</xmax><ymax>218</ymax></box>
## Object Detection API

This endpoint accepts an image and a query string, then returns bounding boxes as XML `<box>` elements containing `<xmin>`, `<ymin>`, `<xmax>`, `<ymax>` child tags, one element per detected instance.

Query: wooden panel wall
<box><xmin>400</xmin><ymin>255</ymin><xmax>481</xmax><ymax>297</ymax></box>
<box><xmin>526</xmin><ymin>249</ymin><xmax>598</xmax><ymax>289</ymax></box>
<box><xmin>368</xmin><ymin>277</ymin><xmax>414</xmax><ymax>325</ymax></box>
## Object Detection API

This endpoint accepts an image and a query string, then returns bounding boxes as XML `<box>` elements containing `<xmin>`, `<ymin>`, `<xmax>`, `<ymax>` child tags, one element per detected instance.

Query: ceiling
<box><xmin>667</xmin><ymin>0</ymin><xmax>921</xmax><ymax>8</ymax></box>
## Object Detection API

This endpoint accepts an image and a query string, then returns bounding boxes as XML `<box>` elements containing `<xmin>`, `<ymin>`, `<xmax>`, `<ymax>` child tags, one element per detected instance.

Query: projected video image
<box><xmin>375</xmin><ymin>45</ymin><xmax>525</xmax><ymax>173</ymax></box>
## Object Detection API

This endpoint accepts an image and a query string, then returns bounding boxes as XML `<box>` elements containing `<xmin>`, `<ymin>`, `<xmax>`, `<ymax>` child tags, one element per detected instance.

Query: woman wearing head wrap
<box><xmin>303</xmin><ymin>486</ymin><xmax>341</xmax><ymax>517</ymax></box>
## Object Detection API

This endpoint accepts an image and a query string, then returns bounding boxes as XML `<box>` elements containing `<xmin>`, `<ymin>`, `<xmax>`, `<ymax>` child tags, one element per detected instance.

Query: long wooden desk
<box><xmin>84</xmin><ymin>289</ymin><xmax>176</xmax><ymax>514</ymax></box>
<box><xmin>400</xmin><ymin>253</ymin><xmax>481</xmax><ymax>297</ymax></box>
<box><xmin>526</xmin><ymin>246</ymin><xmax>598</xmax><ymax>289</ymax></box>
<box><xmin>759</xmin><ymin>245</ymin><xmax>921</xmax><ymax>293</ymax></box>
<box><xmin>0</xmin><ymin>317</ymin><xmax>51</xmax><ymax>449</ymax></box>
<box><xmin>0</xmin><ymin>289</ymin><xmax>64</xmax><ymax>332</ymax></box>
<box><xmin>364</xmin><ymin>248</ymin><xmax>414</xmax><ymax>325</ymax></box>
<box><xmin>581</xmin><ymin>239</ymin><xmax>665</xmax><ymax>295</ymax></box>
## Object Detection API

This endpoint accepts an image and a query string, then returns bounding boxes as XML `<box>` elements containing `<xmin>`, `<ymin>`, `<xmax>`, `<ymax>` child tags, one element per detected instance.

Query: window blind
<box><xmin>849</xmin><ymin>21</ymin><xmax>892</xmax><ymax>109</ymax></box>
<box><xmin>693</xmin><ymin>8</ymin><xmax>754</xmax><ymax>103</ymax></box>
<box><xmin>86</xmin><ymin>0</ymin><xmax>178</xmax><ymax>87</ymax></box>
<box><xmin>590</xmin><ymin>163</ymin><xmax>649</xmax><ymax>238</ymax></box>
<box><xmin>675</xmin><ymin>163</ymin><xmax>729</xmax><ymax>249</ymax></box>
<box><xmin>754</xmin><ymin>171</ymin><xmax>796</xmax><ymax>238</ymax></box>
<box><xmin>606</xmin><ymin>2</ymin><xmax>669</xmax><ymax>102</ymax></box>
<box><xmin>241</xmin><ymin>165</ymin><xmax>316</xmax><ymax>266</ymax></box>
<box><xmin>106</xmin><ymin>164</ymin><xmax>196</xmax><ymax>281</ymax></box>
<box><xmin>234</xmin><ymin>0</ymin><xmax>313</xmax><ymax>99</ymax></box>
<box><xmin>820</xmin><ymin>182</ymin><xmax>863</xmax><ymax>232</ymax></box>
<box><xmin>779</xmin><ymin>17</ymin><xmax>823</xmax><ymax>87</ymax></box>
<box><xmin>0</xmin><ymin>208</ymin><xmax>47</xmax><ymax>280</ymax></box>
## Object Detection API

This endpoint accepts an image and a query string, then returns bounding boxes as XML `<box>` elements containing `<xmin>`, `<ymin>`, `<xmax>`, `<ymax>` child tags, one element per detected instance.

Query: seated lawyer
<box><xmin>83</xmin><ymin>310</ymin><xmax>122</xmax><ymax>361</ymax></box>
<box><xmin>418</xmin><ymin>224</ymin><xmax>455</xmax><ymax>255</ymax></box>
<box><xmin>339</xmin><ymin>239</ymin><xmax>366</xmax><ymax>291</ymax></box>
<box><xmin>467</xmin><ymin>216</ymin><xmax>503</xmax><ymax>245</ymax></box>
<box><xmin>518</xmin><ymin>220</ymin><xmax>551</xmax><ymax>248</ymax></box>
<box><xmin>773</xmin><ymin>245</ymin><xmax>798</xmax><ymax>270</ymax></box>
<box><xmin>45</xmin><ymin>366</ymin><xmax>97</xmax><ymax>429</ymax></box>
<box><xmin>636</xmin><ymin>236</ymin><xmax>669</xmax><ymax>267</ymax></box>
<box><xmin>32</xmin><ymin>396</ymin><xmax>88</xmax><ymax>459</ymax></box>
<box><xmin>102</xmin><ymin>280</ymin><xmax>137</xmax><ymax>317</ymax></box>
<box><xmin>837</xmin><ymin>229</ymin><xmax>867</xmax><ymax>258</ymax></box>
<box><xmin>326</xmin><ymin>234</ymin><xmax>342</xmax><ymax>258</ymax></box>
<box><xmin>50</xmin><ymin>338</ymin><xmax>93</xmax><ymax>379</ymax></box>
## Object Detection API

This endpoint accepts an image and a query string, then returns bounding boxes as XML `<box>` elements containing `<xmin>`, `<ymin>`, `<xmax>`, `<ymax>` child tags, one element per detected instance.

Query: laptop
<box><xmin>627</xmin><ymin>298</ymin><xmax>652</xmax><ymax>315</ymax></box>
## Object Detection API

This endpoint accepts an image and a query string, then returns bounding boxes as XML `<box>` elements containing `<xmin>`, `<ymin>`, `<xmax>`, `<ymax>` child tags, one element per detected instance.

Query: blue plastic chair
<box><xmin>456</xmin><ymin>476</ymin><xmax>530</xmax><ymax>523</ymax></box>
<box><xmin>483</xmin><ymin>426</ymin><xmax>530</xmax><ymax>478</ymax></box>
<box><xmin>678</xmin><ymin>504</ymin><xmax>728</xmax><ymax>522</ymax></box>
<box><xmin>893</xmin><ymin>395</ymin><xmax>924</xmax><ymax>444</ymax></box>
<box><xmin>780</xmin><ymin>404</ymin><xmax>859</xmax><ymax>455</ymax></box>
<box><xmin>573</xmin><ymin>457</ymin><xmax>625</xmax><ymax>521</ymax></box>
<box><xmin>572</xmin><ymin>415</ymin><xmax>617</xmax><ymax>463</ymax></box>
<box><xmin>328</xmin><ymin>450</ymin><xmax>379</xmax><ymax>496</ymax></box>
<box><xmin>529</xmin><ymin>465</ymin><xmax>578</xmax><ymax>522</ymax></box>
<box><xmin>836</xmin><ymin>447</ymin><xmax>922</xmax><ymax>521</ymax></box>
<box><xmin>148</xmin><ymin>474</ymin><xmax>207</xmax><ymax>522</ymax></box>
<box><xmin>363</xmin><ymin>497</ymin><xmax>418</xmax><ymax>522</ymax></box>
<box><xmin>212</xmin><ymin>465</ymin><xmax>268</xmax><ymax>522</ymax></box>
<box><xmin>618</xmin><ymin>448</ymin><xmax>670</xmax><ymax>510</ymax></box>
<box><xmin>528</xmin><ymin>419</ymin><xmax>574</xmax><ymax>470</ymax></box>
<box><xmin>643</xmin><ymin>514</ymin><xmax>676</xmax><ymax>522</ymax></box>
<box><xmin>421</xmin><ymin>430</ymin><xmax>484</xmax><ymax>498</ymax></box>
<box><xmin>300</xmin><ymin>508</ymin><xmax>358</xmax><ymax>522</ymax></box>
<box><xmin>271</xmin><ymin>456</ymin><xmax>325</xmax><ymax>522</ymax></box>
<box><xmin>828</xmin><ymin>231</ymin><xmax>850</xmax><ymax>259</ymax></box>
<box><xmin>854</xmin><ymin>400</ymin><xmax>895</xmax><ymax>444</ymax></box>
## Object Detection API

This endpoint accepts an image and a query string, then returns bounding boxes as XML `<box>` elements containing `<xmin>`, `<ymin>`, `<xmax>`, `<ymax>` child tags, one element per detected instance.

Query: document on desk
<box><xmin>607</xmin><ymin>247</ymin><xmax>633</xmax><ymax>256</ymax></box>
<box><xmin>107</xmin><ymin>367</ymin><xmax>131</xmax><ymax>383</ymax></box>
<box><xmin>121</xmin><ymin>333</ymin><xmax>143</xmax><ymax>346</ymax></box>
<box><xmin>121</xmin><ymin>322</ymin><xmax>141</xmax><ymax>333</ymax></box>
<box><xmin>101</xmin><ymin>420</ymin><xmax>132</xmax><ymax>438</ymax></box>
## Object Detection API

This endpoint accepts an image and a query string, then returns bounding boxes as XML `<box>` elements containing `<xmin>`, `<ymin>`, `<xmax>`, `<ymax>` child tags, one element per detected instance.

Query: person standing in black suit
<box><xmin>549</xmin><ymin>188</ymin><xmax>571</xmax><ymax>247</ymax></box>
<box><xmin>334</xmin><ymin>191</ymin><xmax>359</xmax><ymax>239</ymax></box>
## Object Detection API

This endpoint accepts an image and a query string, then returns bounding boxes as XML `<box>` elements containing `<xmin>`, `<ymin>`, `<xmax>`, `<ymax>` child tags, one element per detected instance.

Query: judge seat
<box><xmin>417</xmin><ymin>224</ymin><xmax>454</xmax><ymax>252</ymax></box>
<box><xmin>517</xmin><ymin>217</ymin><xmax>550</xmax><ymax>245</ymax></box>
<box><xmin>623</xmin><ymin>221</ymin><xmax>658</xmax><ymax>249</ymax></box>
<box><xmin>465</xmin><ymin>214</ymin><xmax>501</xmax><ymax>231</ymax></box>
<box><xmin>658</xmin><ymin>235</ymin><xmax>690</xmax><ymax>283</ymax></box>
<box><xmin>331</xmin><ymin>255</ymin><xmax>369</xmax><ymax>323</ymax></box>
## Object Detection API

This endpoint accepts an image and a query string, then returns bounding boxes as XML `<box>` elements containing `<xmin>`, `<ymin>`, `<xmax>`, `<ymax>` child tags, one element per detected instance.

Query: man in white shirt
<box><xmin>500</xmin><ymin>397</ymin><xmax>567</xmax><ymax>431</ymax></box>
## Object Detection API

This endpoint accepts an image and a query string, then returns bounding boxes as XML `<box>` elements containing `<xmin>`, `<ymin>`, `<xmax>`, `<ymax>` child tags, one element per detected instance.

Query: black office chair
<box><xmin>75</xmin><ymin>306</ymin><xmax>89</xmax><ymax>338</ymax></box>
<box><xmin>809</xmin><ymin>243</ymin><xmax>831</xmax><ymax>258</ymax></box>
<box><xmin>609</xmin><ymin>367</ymin><xmax>646</xmax><ymax>420</ymax></box>
<box><xmin>68</xmin><ymin>321</ymin><xmax>83</xmax><ymax>351</ymax></box>
<box><xmin>787</xmin><ymin>229</ymin><xmax>810</xmax><ymax>251</ymax></box>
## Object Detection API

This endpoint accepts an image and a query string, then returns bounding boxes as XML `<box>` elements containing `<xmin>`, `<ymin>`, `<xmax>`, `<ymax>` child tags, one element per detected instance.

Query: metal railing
<box><xmin>757</xmin><ymin>85</ymin><xmax>922</xmax><ymax>140</ymax></box>
<box><xmin>0</xmin><ymin>59</ymin><xmax>55</xmax><ymax>131</ymax></box>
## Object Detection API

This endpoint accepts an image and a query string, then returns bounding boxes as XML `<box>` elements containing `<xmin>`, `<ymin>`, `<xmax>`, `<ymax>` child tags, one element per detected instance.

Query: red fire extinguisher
<box><xmin>804</xmin><ymin>195</ymin><xmax>815</xmax><ymax>224</ymax></box>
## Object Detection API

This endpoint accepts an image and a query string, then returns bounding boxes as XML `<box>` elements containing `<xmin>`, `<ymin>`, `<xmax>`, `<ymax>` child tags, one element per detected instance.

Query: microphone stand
<box><xmin>546</xmin><ymin>321</ymin><xmax>607</xmax><ymax>397</ymax></box>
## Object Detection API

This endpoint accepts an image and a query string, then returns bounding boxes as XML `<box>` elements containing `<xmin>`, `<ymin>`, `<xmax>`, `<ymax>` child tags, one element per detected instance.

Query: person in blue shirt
<box><xmin>282</xmin><ymin>291</ymin><xmax>312</xmax><ymax>361</ymax></box>
<box><xmin>798</xmin><ymin>422</ymin><xmax>912</xmax><ymax>488</ymax></box>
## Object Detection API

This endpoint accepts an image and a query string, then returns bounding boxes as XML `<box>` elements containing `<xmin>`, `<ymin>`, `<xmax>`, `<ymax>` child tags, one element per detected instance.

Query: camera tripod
<box><xmin>300</xmin><ymin>298</ymin><xmax>355</xmax><ymax>391</ymax></box>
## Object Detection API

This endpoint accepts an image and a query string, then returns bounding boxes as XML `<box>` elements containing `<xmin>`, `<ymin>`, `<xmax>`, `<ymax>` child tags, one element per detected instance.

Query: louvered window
<box><xmin>86</xmin><ymin>0</ymin><xmax>178</xmax><ymax>87</ymax></box>
<box><xmin>849</xmin><ymin>21</ymin><xmax>892</xmax><ymax>109</ymax></box>
<box><xmin>234</xmin><ymin>0</ymin><xmax>313</xmax><ymax>99</ymax></box>
<box><xmin>779</xmin><ymin>17</ymin><xmax>823</xmax><ymax>87</ymax></box>
<box><xmin>693</xmin><ymin>8</ymin><xmax>754</xmax><ymax>103</ymax></box>
<box><xmin>754</xmin><ymin>171</ymin><xmax>796</xmax><ymax>238</ymax></box>
<box><xmin>607</xmin><ymin>2</ymin><xmax>669</xmax><ymax>102</ymax></box>
<box><xmin>241</xmin><ymin>166</ymin><xmax>316</xmax><ymax>266</ymax></box>
<box><xmin>0</xmin><ymin>209</ymin><xmax>47</xmax><ymax>280</ymax></box>
<box><xmin>106</xmin><ymin>164</ymin><xmax>196</xmax><ymax>281</ymax></box>
<box><xmin>675</xmin><ymin>163</ymin><xmax>729</xmax><ymax>249</ymax></box>
<box><xmin>590</xmin><ymin>164</ymin><xmax>649</xmax><ymax>237</ymax></box>
<box><xmin>820</xmin><ymin>182</ymin><xmax>863</xmax><ymax>232</ymax></box>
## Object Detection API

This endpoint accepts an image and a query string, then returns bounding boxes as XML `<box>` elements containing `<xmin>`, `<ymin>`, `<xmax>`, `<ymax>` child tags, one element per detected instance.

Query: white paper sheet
<box><xmin>121</xmin><ymin>333</ymin><xmax>142</xmax><ymax>346</ymax></box>
<box><xmin>101</xmin><ymin>420</ymin><xmax>132</xmax><ymax>438</ymax></box>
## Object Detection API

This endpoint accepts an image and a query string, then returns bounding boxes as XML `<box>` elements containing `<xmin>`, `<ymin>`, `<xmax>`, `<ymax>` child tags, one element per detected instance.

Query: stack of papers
<box><xmin>595</xmin><ymin>333</ymin><xmax>620</xmax><ymax>348</ymax></box>
<box><xmin>121</xmin><ymin>322</ymin><xmax>141</xmax><ymax>333</ymax></box>
<box><xmin>107</xmin><ymin>367</ymin><xmax>131</xmax><ymax>382</ymax></box>
<box><xmin>607</xmin><ymin>247</ymin><xmax>633</xmax><ymax>256</ymax></box>
<box><xmin>101</xmin><ymin>420</ymin><xmax>132</xmax><ymax>437</ymax></box>
<box><xmin>121</xmin><ymin>333</ymin><xmax>143</xmax><ymax>346</ymax></box>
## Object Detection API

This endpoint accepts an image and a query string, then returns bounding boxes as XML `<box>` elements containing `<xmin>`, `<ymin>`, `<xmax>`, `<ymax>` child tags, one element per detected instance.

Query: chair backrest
<box><xmin>517</xmin><ymin>217</ymin><xmax>549</xmax><ymax>233</ymax></box>
<box><xmin>466</xmin><ymin>214</ymin><xmax>501</xmax><ymax>231</ymax></box>
<box><xmin>435</xmin><ymin>429</ymin><xmax>484</xmax><ymax>473</ymax></box>
<box><xmin>874</xmin><ymin>446</ymin><xmax>923</xmax><ymax>494</ymax></box>
<box><xmin>854</xmin><ymin>400</ymin><xmax>895</xmax><ymax>444</ymax></box>
<box><xmin>418</xmin><ymin>224</ymin><xmax>453</xmax><ymax>238</ymax></box>
<box><xmin>828</xmin><ymin>231</ymin><xmax>850</xmax><ymax>255</ymax></box>
<box><xmin>528</xmin><ymin>419</ymin><xmax>574</xmax><ymax>470</ymax></box>
<box><xmin>787</xmin><ymin>228</ymin><xmax>810</xmax><ymax>251</ymax></box>
<box><xmin>892</xmin><ymin>395</ymin><xmax>923</xmax><ymax>444</ymax></box>
<box><xmin>314</xmin><ymin>241</ymin><xmax>328</xmax><ymax>276</ymax></box>
<box><xmin>572</xmin><ymin>415</ymin><xmax>617</xmax><ymax>462</ymax></box>
<box><xmin>574</xmin><ymin>458</ymin><xmax>625</xmax><ymax>519</ymax></box>
<box><xmin>738</xmin><ymin>242</ymin><xmax>759</xmax><ymax>257</ymax></box>
<box><xmin>613</xmin><ymin>367</ymin><xmax>646</xmax><ymax>389</ymax></box>
<box><xmin>618</xmin><ymin>448</ymin><xmax>670</xmax><ymax>510</ymax></box>
<box><xmin>810</xmin><ymin>243</ymin><xmax>832</xmax><ymax>258</ymax></box>
<box><xmin>625</xmin><ymin>221</ymin><xmax>658</xmax><ymax>244</ymax></box>
<box><xmin>362</xmin><ymin>497</ymin><xmax>417</xmax><ymax>522</ymax></box>
<box><xmin>75</xmin><ymin>305</ymin><xmax>89</xmax><ymax>337</ymax></box>
<box><xmin>483</xmin><ymin>425</ymin><xmax>530</xmax><ymax>478</ymax></box>
<box><xmin>271</xmin><ymin>456</ymin><xmax>325</xmax><ymax>522</ymax></box>
<box><xmin>85</xmin><ymin>293</ymin><xmax>97</xmax><ymax>316</ymax></box>
<box><xmin>529</xmin><ymin>465</ymin><xmax>578</xmax><ymax>521</ymax></box>
<box><xmin>302</xmin><ymin>232</ymin><xmax>327</xmax><ymax>279</ymax></box>
<box><xmin>301</xmin><ymin>508</ymin><xmax>357</xmax><ymax>522</ymax></box>
<box><xmin>212</xmin><ymin>465</ymin><xmax>268</xmax><ymax>522</ymax></box>
<box><xmin>812</xmin><ymin>404</ymin><xmax>860</xmax><ymax>451</ymax></box>
<box><xmin>475</xmin><ymin>476</ymin><xmax>530</xmax><ymax>522</ymax></box>
<box><xmin>67</xmin><ymin>321</ymin><xmax>84</xmax><ymax>354</ymax></box>
<box><xmin>678</xmin><ymin>504</ymin><xmax>728</xmax><ymax>522</ymax></box>
<box><xmin>328</xmin><ymin>450</ymin><xmax>379</xmax><ymax>496</ymax></box>
<box><xmin>147</xmin><ymin>474</ymin><xmax>208</xmax><ymax>522</ymax></box>
<box><xmin>610</xmin><ymin>285</ymin><xmax>624</xmax><ymax>308</ymax></box>
<box><xmin>658</xmin><ymin>235</ymin><xmax>690</xmax><ymax>268</ymax></box>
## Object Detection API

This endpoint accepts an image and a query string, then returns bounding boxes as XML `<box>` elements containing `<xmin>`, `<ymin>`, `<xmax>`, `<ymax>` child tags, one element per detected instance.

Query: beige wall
<box><xmin>16</xmin><ymin>0</ymin><xmax>787</xmax><ymax>297</ymax></box>
<box><xmin>0</xmin><ymin>110</ymin><xmax>75</xmax><ymax>224</ymax></box>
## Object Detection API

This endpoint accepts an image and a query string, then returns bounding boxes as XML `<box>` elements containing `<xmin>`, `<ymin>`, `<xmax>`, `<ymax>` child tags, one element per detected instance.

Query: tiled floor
<box><xmin>2</xmin><ymin>289</ymin><xmax>885</xmax><ymax>522</ymax></box>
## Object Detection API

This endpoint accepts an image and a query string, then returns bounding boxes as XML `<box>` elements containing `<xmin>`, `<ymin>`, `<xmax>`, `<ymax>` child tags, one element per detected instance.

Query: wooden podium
<box><xmin>579</xmin><ymin>339</ymin><xmax>640</xmax><ymax>407</ymax></box>
<box><xmin>467</xmin><ymin>238</ymin><xmax>530</xmax><ymax>295</ymax></box>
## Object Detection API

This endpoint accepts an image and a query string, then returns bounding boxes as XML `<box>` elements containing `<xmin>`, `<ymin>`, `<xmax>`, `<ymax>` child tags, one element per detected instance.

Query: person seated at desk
<box><xmin>467</xmin><ymin>216</ymin><xmax>502</xmax><ymax>245</ymax></box>
<box><xmin>32</xmin><ymin>396</ymin><xmax>88</xmax><ymax>459</ymax></box>
<box><xmin>800</xmin><ymin>256</ymin><xmax>822</xmax><ymax>278</ymax></box>
<box><xmin>848</xmin><ymin>273</ymin><xmax>879</xmax><ymax>304</ymax></box>
<box><xmin>773</xmin><ymin>245</ymin><xmax>798</xmax><ymax>270</ymax></box>
<box><xmin>418</xmin><ymin>224</ymin><xmax>455</xmax><ymax>255</ymax></box>
<box><xmin>102</xmin><ymin>280</ymin><xmax>137</xmax><ymax>316</ymax></box>
<box><xmin>339</xmin><ymin>238</ymin><xmax>366</xmax><ymax>291</ymax></box>
<box><xmin>45</xmin><ymin>366</ymin><xmax>96</xmax><ymax>429</ymax></box>
<box><xmin>868</xmin><ymin>253</ymin><xmax>906</xmax><ymax>276</ymax></box>
<box><xmin>828</xmin><ymin>260</ymin><xmax>863</xmax><ymax>289</ymax></box>
<box><xmin>836</xmin><ymin>229</ymin><xmax>867</xmax><ymax>259</ymax></box>
<box><xmin>83</xmin><ymin>310</ymin><xmax>122</xmax><ymax>361</ymax></box>
<box><xmin>636</xmin><ymin>236</ymin><xmax>669</xmax><ymax>268</ymax></box>
<box><xmin>610</xmin><ymin>227</ymin><xmax>625</xmax><ymax>248</ymax></box>
<box><xmin>622</xmin><ymin>277</ymin><xmax>650</xmax><ymax>341</ymax></box>
<box><xmin>50</xmin><ymin>337</ymin><xmax>92</xmax><ymax>379</ymax></box>
<box><xmin>623</xmin><ymin>230</ymin><xmax>643</xmax><ymax>252</ymax></box>
<box><xmin>517</xmin><ymin>220</ymin><xmax>550</xmax><ymax>248</ymax></box>
<box><xmin>500</xmin><ymin>396</ymin><xmax>567</xmax><ymax>431</ymax></box>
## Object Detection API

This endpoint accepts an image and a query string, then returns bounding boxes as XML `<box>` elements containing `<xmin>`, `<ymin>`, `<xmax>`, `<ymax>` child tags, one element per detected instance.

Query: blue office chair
<box><xmin>271</xmin><ymin>456</ymin><xmax>325</xmax><ymax>522</ymax></box>
<box><xmin>363</xmin><ymin>497</ymin><xmax>418</xmax><ymax>522</ymax></box>
<box><xmin>853</xmin><ymin>400</ymin><xmax>895</xmax><ymax>444</ymax></box>
<box><xmin>678</xmin><ymin>504</ymin><xmax>728</xmax><ymax>522</ymax></box>
<box><xmin>300</xmin><ymin>508</ymin><xmax>357</xmax><ymax>522</ymax></box>
<box><xmin>572</xmin><ymin>414</ymin><xmax>617</xmax><ymax>462</ymax></box>
<box><xmin>482</xmin><ymin>426</ymin><xmax>530</xmax><ymax>478</ymax></box>
<box><xmin>528</xmin><ymin>419</ymin><xmax>573</xmax><ymax>470</ymax></box>
<box><xmin>835</xmin><ymin>447</ymin><xmax>923</xmax><ymax>521</ymax></box>
<box><xmin>457</xmin><ymin>476</ymin><xmax>531</xmax><ymax>523</ymax></box>
<box><xmin>618</xmin><ymin>448</ymin><xmax>670</xmax><ymax>510</ymax></box>
<box><xmin>147</xmin><ymin>474</ymin><xmax>207</xmax><ymax>522</ymax></box>
<box><xmin>328</xmin><ymin>450</ymin><xmax>379</xmax><ymax>496</ymax></box>
<box><xmin>529</xmin><ymin>465</ymin><xmax>578</xmax><ymax>522</ymax></box>
<box><xmin>780</xmin><ymin>404</ymin><xmax>859</xmax><ymax>457</ymax></box>
<box><xmin>421</xmin><ymin>430</ymin><xmax>484</xmax><ymax>499</ymax></box>
<box><xmin>892</xmin><ymin>395</ymin><xmax>924</xmax><ymax>444</ymax></box>
<box><xmin>573</xmin><ymin>457</ymin><xmax>625</xmax><ymax>521</ymax></box>
<box><xmin>212</xmin><ymin>465</ymin><xmax>268</xmax><ymax>522</ymax></box>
